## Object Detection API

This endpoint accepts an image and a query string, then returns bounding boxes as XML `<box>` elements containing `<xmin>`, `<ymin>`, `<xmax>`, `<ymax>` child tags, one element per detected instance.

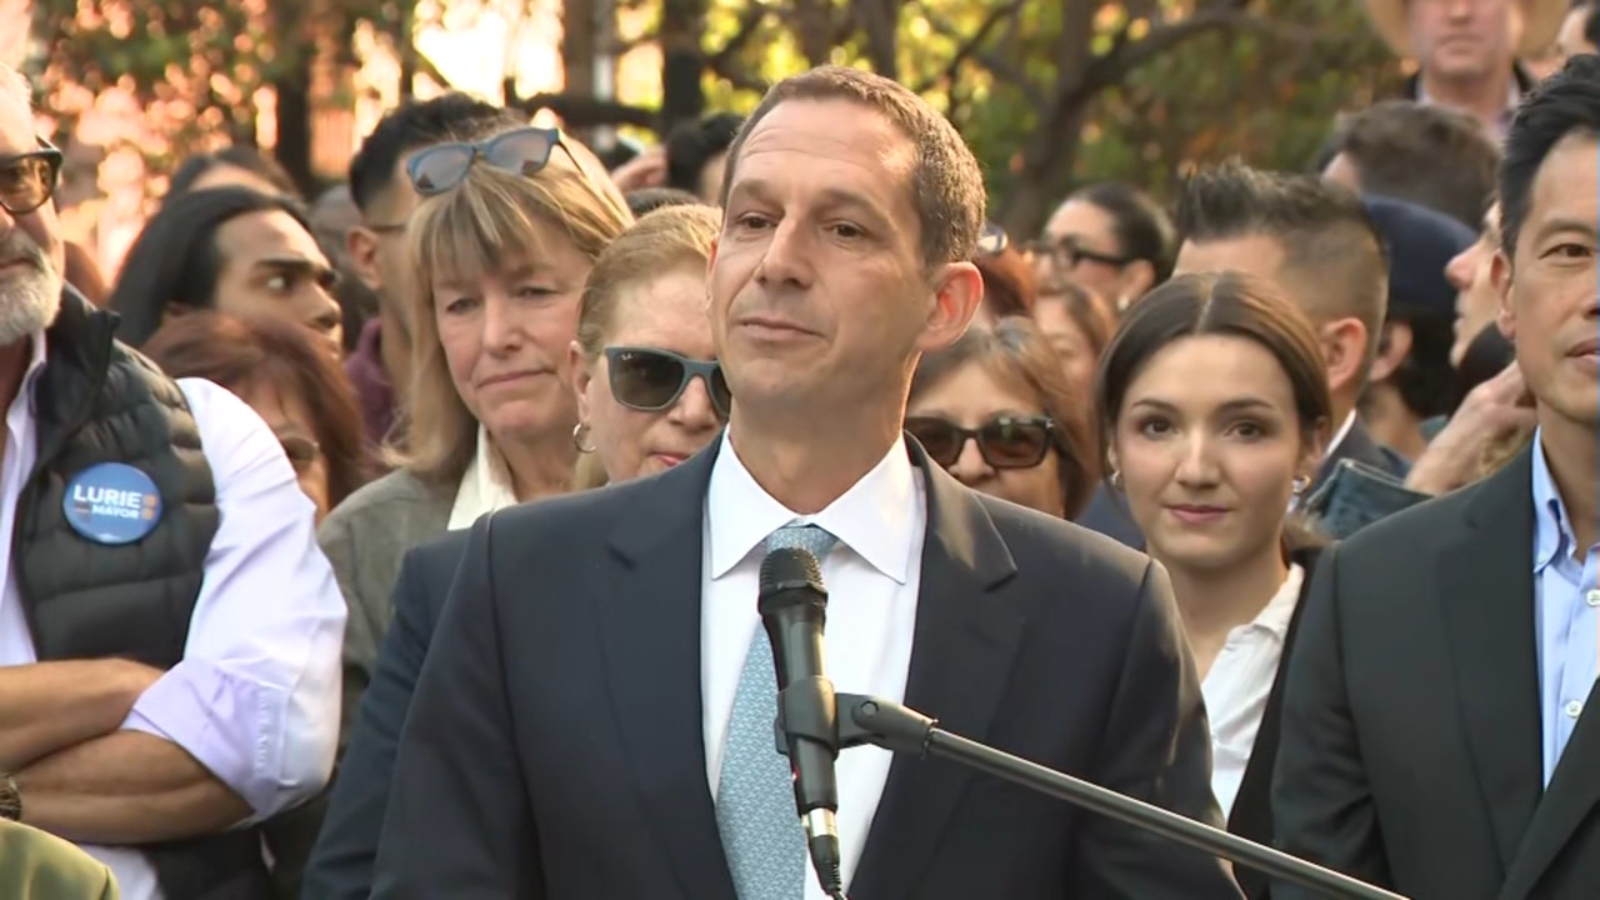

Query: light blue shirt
<box><xmin>1531</xmin><ymin>430</ymin><xmax>1599</xmax><ymax>787</ymax></box>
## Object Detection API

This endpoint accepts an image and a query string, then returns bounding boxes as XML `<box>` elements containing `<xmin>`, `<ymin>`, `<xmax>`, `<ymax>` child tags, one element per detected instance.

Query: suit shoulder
<box><xmin>322</xmin><ymin>469</ymin><xmax>451</xmax><ymax>533</ymax></box>
<box><xmin>980</xmin><ymin>494</ymin><xmax>1153</xmax><ymax>587</ymax></box>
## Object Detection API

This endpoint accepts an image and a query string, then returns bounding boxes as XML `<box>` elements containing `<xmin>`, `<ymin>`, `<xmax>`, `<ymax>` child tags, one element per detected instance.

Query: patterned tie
<box><xmin>715</xmin><ymin>523</ymin><xmax>838</xmax><ymax>900</ymax></box>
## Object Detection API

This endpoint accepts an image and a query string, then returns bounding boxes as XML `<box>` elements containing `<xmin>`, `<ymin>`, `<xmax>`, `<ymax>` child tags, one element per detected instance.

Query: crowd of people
<box><xmin>0</xmin><ymin>0</ymin><xmax>1595</xmax><ymax>897</ymax></box>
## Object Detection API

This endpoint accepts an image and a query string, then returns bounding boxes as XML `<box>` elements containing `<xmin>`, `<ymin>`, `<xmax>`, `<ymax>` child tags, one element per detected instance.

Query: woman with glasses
<box><xmin>1032</xmin><ymin>181</ymin><xmax>1176</xmax><ymax>313</ymax></box>
<box><xmin>905</xmin><ymin>317</ymin><xmax>1097</xmax><ymax>520</ymax></box>
<box><xmin>143</xmin><ymin>310</ymin><xmax>371</xmax><ymax>523</ymax></box>
<box><xmin>304</xmin><ymin>204</ymin><xmax>726</xmax><ymax>900</ymax></box>
<box><xmin>316</xmin><ymin>125</ymin><xmax>632</xmax><ymax>730</ymax></box>
<box><xmin>569</xmin><ymin>204</ymin><xmax>728</xmax><ymax>488</ymax></box>
<box><xmin>1095</xmin><ymin>272</ymin><xmax>1329</xmax><ymax>899</ymax></box>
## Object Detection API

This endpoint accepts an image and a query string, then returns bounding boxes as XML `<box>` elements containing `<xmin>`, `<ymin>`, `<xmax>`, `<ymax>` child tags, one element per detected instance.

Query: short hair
<box><xmin>1177</xmin><ymin>160</ymin><xmax>1388</xmax><ymax>366</ymax></box>
<box><xmin>107</xmin><ymin>187</ymin><xmax>315</xmax><ymax>346</ymax></box>
<box><xmin>722</xmin><ymin>66</ymin><xmax>985</xmax><ymax>268</ymax></box>
<box><xmin>165</xmin><ymin>146</ymin><xmax>300</xmax><ymax>203</ymax></box>
<box><xmin>1096</xmin><ymin>271</ymin><xmax>1333</xmax><ymax>470</ymax></box>
<box><xmin>1323</xmin><ymin>101</ymin><xmax>1500</xmax><ymax>228</ymax></box>
<box><xmin>143</xmin><ymin>311</ymin><xmax>372</xmax><ymax>510</ymax></box>
<box><xmin>347</xmin><ymin>94</ymin><xmax>524</xmax><ymax>213</ymax></box>
<box><xmin>1587</xmin><ymin>3</ymin><xmax>1600</xmax><ymax>46</ymax></box>
<box><xmin>1501</xmin><ymin>54</ymin><xmax>1600</xmax><ymax>259</ymax></box>
<box><xmin>1067</xmin><ymin>181</ymin><xmax>1178</xmax><ymax>283</ymax></box>
<box><xmin>665</xmin><ymin>113</ymin><xmax>743</xmax><ymax>194</ymax></box>
<box><xmin>624</xmin><ymin>186</ymin><xmax>702</xmax><ymax>217</ymax></box>
<box><xmin>911</xmin><ymin>316</ymin><xmax>1099</xmax><ymax>519</ymax></box>
<box><xmin>401</xmin><ymin>147</ymin><xmax>634</xmax><ymax>488</ymax></box>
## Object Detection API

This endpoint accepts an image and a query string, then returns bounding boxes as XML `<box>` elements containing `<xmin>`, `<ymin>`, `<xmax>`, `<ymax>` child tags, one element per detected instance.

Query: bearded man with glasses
<box><xmin>0</xmin><ymin>64</ymin><xmax>345</xmax><ymax>900</ymax></box>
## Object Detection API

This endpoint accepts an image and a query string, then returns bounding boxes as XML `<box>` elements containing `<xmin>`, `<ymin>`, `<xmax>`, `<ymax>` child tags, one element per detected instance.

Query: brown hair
<box><xmin>1327</xmin><ymin>100</ymin><xmax>1500</xmax><ymax>228</ymax></box>
<box><xmin>143</xmin><ymin>311</ymin><xmax>372</xmax><ymax>509</ymax></box>
<box><xmin>910</xmin><ymin>316</ymin><xmax>1099</xmax><ymax>519</ymax></box>
<box><xmin>1036</xmin><ymin>277</ymin><xmax>1115</xmax><ymax>361</ymax></box>
<box><xmin>1095</xmin><ymin>271</ymin><xmax>1332</xmax><ymax>473</ymax></box>
<box><xmin>721</xmin><ymin>65</ymin><xmax>985</xmax><ymax>268</ymax></box>
<box><xmin>400</xmin><ymin>138</ymin><xmax>634</xmax><ymax>488</ymax></box>
<box><xmin>973</xmin><ymin>244</ymin><xmax>1036</xmax><ymax>318</ymax></box>
<box><xmin>571</xmin><ymin>203</ymin><xmax>722</xmax><ymax>491</ymax></box>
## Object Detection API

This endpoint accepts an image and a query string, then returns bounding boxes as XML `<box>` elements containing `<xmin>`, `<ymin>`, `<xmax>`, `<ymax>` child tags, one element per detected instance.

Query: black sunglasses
<box><xmin>0</xmin><ymin>139</ymin><xmax>63</xmax><ymax>217</ymax></box>
<box><xmin>605</xmin><ymin>347</ymin><xmax>732</xmax><ymax>419</ymax></box>
<box><xmin>906</xmin><ymin>415</ymin><xmax>1057</xmax><ymax>470</ymax></box>
<box><xmin>278</xmin><ymin>434</ymin><xmax>322</xmax><ymax>476</ymax></box>
<box><xmin>407</xmin><ymin>127</ymin><xmax>570</xmax><ymax>196</ymax></box>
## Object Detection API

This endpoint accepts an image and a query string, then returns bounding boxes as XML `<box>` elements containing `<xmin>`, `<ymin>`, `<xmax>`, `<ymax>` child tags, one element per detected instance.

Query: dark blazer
<box><xmin>301</xmin><ymin>529</ymin><xmax>471</xmax><ymax>900</ymax></box>
<box><xmin>1227</xmin><ymin>546</ymin><xmax>1321</xmax><ymax>900</ymax></box>
<box><xmin>370</xmin><ymin>440</ymin><xmax>1241</xmax><ymax>899</ymax></box>
<box><xmin>1272</xmin><ymin>448</ymin><xmax>1600</xmax><ymax>899</ymax></box>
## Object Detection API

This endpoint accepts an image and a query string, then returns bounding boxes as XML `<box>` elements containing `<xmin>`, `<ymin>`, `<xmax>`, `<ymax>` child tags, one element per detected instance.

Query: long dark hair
<box><xmin>143</xmin><ymin>311</ymin><xmax>371</xmax><ymax>509</ymax></box>
<box><xmin>108</xmin><ymin>187</ymin><xmax>315</xmax><ymax>346</ymax></box>
<box><xmin>911</xmin><ymin>316</ymin><xmax>1099</xmax><ymax>519</ymax></box>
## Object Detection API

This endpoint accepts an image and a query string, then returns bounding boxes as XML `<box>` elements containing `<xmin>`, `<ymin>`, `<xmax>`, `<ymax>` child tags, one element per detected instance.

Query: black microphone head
<box><xmin>759</xmin><ymin>546</ymin><xmax>824</xmax><ymax>597</ymax></box>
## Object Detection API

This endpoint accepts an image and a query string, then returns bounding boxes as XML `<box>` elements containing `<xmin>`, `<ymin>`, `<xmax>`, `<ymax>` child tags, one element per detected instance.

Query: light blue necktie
<box><xmin>715</xmin><ymin>523</ymin><xmax>838</xmax><ymax>900</ymax></box>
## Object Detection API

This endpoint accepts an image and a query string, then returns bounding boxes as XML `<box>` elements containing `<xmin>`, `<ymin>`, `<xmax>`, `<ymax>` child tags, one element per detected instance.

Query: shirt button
<box><xmin>1566</xmin><ymin>700</ymin><xmax>1584</xmax><ymax>719</ymax></box>
<box><xmin>1587</xmin><ymin>589</ymin><xmax>1600</xmax><ymax>607</ymax></box>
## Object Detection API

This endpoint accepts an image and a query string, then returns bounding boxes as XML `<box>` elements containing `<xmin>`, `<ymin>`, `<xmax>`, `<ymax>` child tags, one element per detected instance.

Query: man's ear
<box><xmin>1492</xmin><ymin>249</ymin><xmax>1517</xmax><ymax>341</ymax></box>
<box><xmin>347</xmin><ymin>227</ymin><xmax>384</xmax><ymax>293</ymax></box>
<box><xmin>916</xmin><ymin>261</ymin><xmax>984</xmax><ymax>353</ymax></box>
<box><xmin>1367</xmin><ymin>320</ymin><xmax>1413</xmax><ymax>384</ymax></box>
<box><xmin>1319</xmin><ymin>316</ymin><xmax>1370</xmax><ymax>396</ymax></box>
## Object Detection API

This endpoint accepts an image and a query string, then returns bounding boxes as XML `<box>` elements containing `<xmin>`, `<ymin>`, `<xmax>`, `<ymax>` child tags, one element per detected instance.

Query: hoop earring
<box><xmin>1109</xmin><ymin>469</ymin><xmax>1123</xmax><ymax>490</ymax></box>
<box><xmin>572</xmin><ymin>422</ymin><xmax>596</xmax><ymax>454</ymax></box>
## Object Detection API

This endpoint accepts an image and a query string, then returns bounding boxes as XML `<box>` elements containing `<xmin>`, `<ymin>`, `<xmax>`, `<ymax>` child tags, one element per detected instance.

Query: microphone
<box><xmin>758</xmin><ymin>546</ymin><xmax>845</xmax><ymax>898</ymax></box>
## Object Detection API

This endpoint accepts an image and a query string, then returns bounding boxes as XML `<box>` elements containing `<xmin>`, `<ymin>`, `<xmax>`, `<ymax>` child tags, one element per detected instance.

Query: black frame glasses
<box><xmin>605</xmin><ymin>346</ymin><xmax>732</xmax><ymax>419</ymax></box>
<box><xmin>407</xmin><ymin>127</ymin><xmax>570</xmax><ymax>196</ymax></box>
<box><xmin>1027</xmin><ymin>236</ymin><xmax>1129</xmax><ymax>270</ymax></box>
<box><xmin>906</xmin><ymin>414</ymin><xmax>1057</xmax><ymax>470</ymax></box>
<box><xmin>0</xmin><ymin>139</ymin><xmax>63</xmax><ymax>216</ymax></box>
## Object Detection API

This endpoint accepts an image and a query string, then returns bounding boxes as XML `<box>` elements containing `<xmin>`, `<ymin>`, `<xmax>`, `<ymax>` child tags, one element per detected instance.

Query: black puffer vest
<box><xmin>14</xmin><ymin>290</ymin><xmax>268</xmax><ymax>899</ymax></box>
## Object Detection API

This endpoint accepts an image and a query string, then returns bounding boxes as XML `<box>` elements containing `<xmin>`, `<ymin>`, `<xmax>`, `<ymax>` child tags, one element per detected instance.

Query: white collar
<box><xmin>447</xmin><ymin>425</ymin><xmax>519</xmax><ymax>530</ymax></box>
<box><xmin>706</xmin><ymin>431</ymin><xmax>920</xmax><ymax>585</ymax></box>
<box><xmin>1325</xmin><ymin>410</ymin><xmax>1358</xmax><ymax>462</ymax></box>
<box><xmin>1249</xmin><ymin>563</ymin><xmax>1304</xmax><ymax>640</ymax></box>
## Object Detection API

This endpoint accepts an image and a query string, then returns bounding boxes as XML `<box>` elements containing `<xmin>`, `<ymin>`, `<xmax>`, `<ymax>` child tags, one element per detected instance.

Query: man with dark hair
<box><xmin>1273</xmin><ymin>55</ymin><xmax>1600</xmax><ymax>898</ymax></box>
<box><xmin>107</xmin><ymin>186</ymin><xmax>343</xmax><ymax>352</ymax></box>
<box><xmin>342</xmin><ymin>94</ymin><xmax>524</xmax><ymax>445</ymax></box>
<box><xmin>373</xmin><ymin>64</ymin><xmax>1238</xmax><ymax>899</ymax></box>
<box><xmin>665</xmin><ymin>111</ymin><xmax>743</xmax><ymax>203</ymax></box>
<box><xmin>1173</xmin><ymin>161</ymin><xmax>1400</xmax><ymax>490</ymax></box>
<box><xmin>1320</xmin><ymin>100</ymin><xmax>1501</xmax><ymax>228</ymax></box>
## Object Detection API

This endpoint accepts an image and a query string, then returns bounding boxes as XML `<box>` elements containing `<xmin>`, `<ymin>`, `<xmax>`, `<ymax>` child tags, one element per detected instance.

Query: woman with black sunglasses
<box><xmin>905</xmin><ymin>317</ymin><xmax>1098</xmax><ymax>520</ymax></box>
<box><xmin>569</xmin><ymin>204</ymin><xmax>728</xmax><ymax>488</ymax></box>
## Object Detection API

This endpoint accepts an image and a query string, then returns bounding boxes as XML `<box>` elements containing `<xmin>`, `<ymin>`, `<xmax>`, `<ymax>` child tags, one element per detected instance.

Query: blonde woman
<box><xmin>306</xmin><ymin>203</ymin><xmax>729</xmax><ymax>900</ymax></box>
<box><xmin>318</xmin><ymin>126</ymin><xmax>632</xmax><ymax>719</ymax></box>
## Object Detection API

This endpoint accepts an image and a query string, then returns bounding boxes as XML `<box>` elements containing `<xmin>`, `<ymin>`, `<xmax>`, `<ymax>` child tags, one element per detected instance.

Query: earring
<box><xmin>1109</xmin><ymin>469</ymin><xmax>1124</xmax><ymax>490</ymax></box>
<box><xmin>1292</xmin><ymin>474</ymin><xmax>1311</xmax><ymax>495</ymax></box>
<box><xmin>572</xmin><ymin>422</ymin><xmax>596</xmax><ymax>454</ymax></box>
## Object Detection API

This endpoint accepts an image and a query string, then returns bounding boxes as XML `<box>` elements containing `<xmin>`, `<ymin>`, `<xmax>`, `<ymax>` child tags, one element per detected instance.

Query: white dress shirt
<box><xmin>0</xmin><ymin>333</ymin><xmax>346</xmax><ymax>899</ymax></box>
<box><xmin>702</xmin><ymin>432</ymin><xmax>926</xmax><ymax>900</ymax></box>
<box><xmin>1201</xmin><ymin>563</ymin><xmax>1304</xmax><ymax>820</ymax></box>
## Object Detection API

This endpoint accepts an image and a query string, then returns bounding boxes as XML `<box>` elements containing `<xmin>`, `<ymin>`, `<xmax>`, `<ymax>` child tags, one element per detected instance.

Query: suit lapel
<box><xmin>851</xmin><ymin>451</ymin><xmax>1023</xmax><ymax>900</ymax></box>
<box><xmin>599</xmin><ymin>442</ymin><xmax>737</xmax><ymax>900</ymax></box>
<box><xmin>1438</xmin><ymin>450</ymin><xmax>1543</xmax><ymax>872</ymax></box>
<box><xmin>1500</xmin><ymin>678</ymin><xmax>1600</xmax><ymax>898</ymax></box>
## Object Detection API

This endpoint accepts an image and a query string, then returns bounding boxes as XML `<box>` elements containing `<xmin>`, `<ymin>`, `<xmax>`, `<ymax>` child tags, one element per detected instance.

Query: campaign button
<box><xmin>63</xmin><ymin>463</ymin><xmax>163</xmax><ymax>545</ymax></box>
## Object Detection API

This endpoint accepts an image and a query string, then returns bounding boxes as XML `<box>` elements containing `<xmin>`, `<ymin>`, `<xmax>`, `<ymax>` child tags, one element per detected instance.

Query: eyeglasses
<box><xmin>407</xmin><ymin>128</ymin><xmax>570</xmax><ymax>196</ymax></box>
<box><xmin>1028</xmin><ymin>237</ymin><xmax>1129</xmax><ymax>270</ymax></box>
<box><xmin>605</xmin><ymin>347</ymin><xmax>732</xmax><ymax>419</ymax></box>
<box><xmin>279</xmin><ymin>435</ymin><xmax>322</xmax><ymax>476</ymax></box>
<box><xmin>976</xmin><ymin>221</ymin><xmax>1009</xmax><ymax>256</ymax></box>
<box><xmin>906</xmin><ymin>415</ymin><xmax>1056</xmax><ymax>469</ymax></box>
<box><xmin>0</xmin><ymin>140</ymin><xmax>63</xmax><ymax>217</ymax></box>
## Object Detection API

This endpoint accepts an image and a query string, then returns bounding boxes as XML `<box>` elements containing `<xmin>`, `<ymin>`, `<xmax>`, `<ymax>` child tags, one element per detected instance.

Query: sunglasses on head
<box><xmin>0</xmin><ymin>139</ymin><xmax>63</xmax><ymax>217</ymax></box>
<box><xmin>906</xmin><ymin>415</ymin><xmax>1056</xmax><ymax>470</ymax></box>
<box><xmin>605</xmin><ymin>347</ymin><xmax>732</xmax><ymax>420</ymax></box>
<box><xmin>977</xmin><ymin>221</ymin><xmax>1009</xmax><ymax>256</ymax></box>
<box><xmin>407</xmin><ymin>127</ymin><xmax>570</xmax><ymax>196</ymax></box>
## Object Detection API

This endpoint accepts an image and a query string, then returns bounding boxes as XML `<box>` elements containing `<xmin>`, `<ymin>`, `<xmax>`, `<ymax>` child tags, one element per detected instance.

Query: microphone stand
<box><xmin>778</xmin><ymin>689</ymin><xmax>1408</xmax><ymax>900</ymax></box>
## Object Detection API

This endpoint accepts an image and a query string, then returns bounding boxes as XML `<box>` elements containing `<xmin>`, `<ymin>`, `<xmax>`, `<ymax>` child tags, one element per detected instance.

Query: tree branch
<box><xmin>911</xmin><ymin>0</ymin><xmax>1025</xmax><ymax>94</ymax></box>
<box><xmin>705</xmin><ymin>2</ymin><xmax>772</xmax><ymax>92</ymax></box>
<box><xmin>509</xmin><ymin>92</ymin><xmax>658</xmax><ymax>129</ymax></box>
<box><xmin>413</xmin><ymin>49</ymin><xmax>458</xmax><ymax>92</ymax></box>
<box><xmin>1079</xmin><ymin>3</ymin><xmax>1255</xmax><ymax>101</ymax></box>
<box><xmin>917</xmin><ymin>0</ymin><xmax>1044</xmax><ymax>107</ymax></box>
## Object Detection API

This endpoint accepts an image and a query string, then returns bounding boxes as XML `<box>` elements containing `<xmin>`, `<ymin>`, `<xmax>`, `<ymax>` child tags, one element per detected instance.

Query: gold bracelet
<box><xmin>0</xmin><ymin>772</ymin><xmax>21</xmax><ymax>821</ymax></box>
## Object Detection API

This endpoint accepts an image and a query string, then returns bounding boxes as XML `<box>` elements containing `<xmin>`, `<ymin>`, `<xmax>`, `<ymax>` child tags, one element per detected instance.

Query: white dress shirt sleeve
<box><xmin>118</xmin><ymin>377</ymin><xmax>345</xmax><ymax>821</ymax></box>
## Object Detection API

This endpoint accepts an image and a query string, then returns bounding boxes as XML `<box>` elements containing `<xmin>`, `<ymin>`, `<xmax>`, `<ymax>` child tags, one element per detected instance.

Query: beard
<box><xmin>0</xmin><ymin>231</ymin><xmax>62</xmax><ymax>347</ymax></box>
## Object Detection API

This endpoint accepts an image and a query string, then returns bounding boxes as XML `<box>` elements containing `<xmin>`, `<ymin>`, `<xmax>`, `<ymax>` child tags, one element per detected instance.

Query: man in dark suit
<box><xmin>370</xmin><ymin>65</ymin><xmax>1239</xmax><ymax>899</ymax></box>
<box><xmin>1272</xmin><ymin>56</ymin><xmax>1600</xmax><ymax>899</ymax></box>
<box><xmin>300</xmin><ymin>531</ymin><xmax>468</xmax><ymax>899</ymax></box>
